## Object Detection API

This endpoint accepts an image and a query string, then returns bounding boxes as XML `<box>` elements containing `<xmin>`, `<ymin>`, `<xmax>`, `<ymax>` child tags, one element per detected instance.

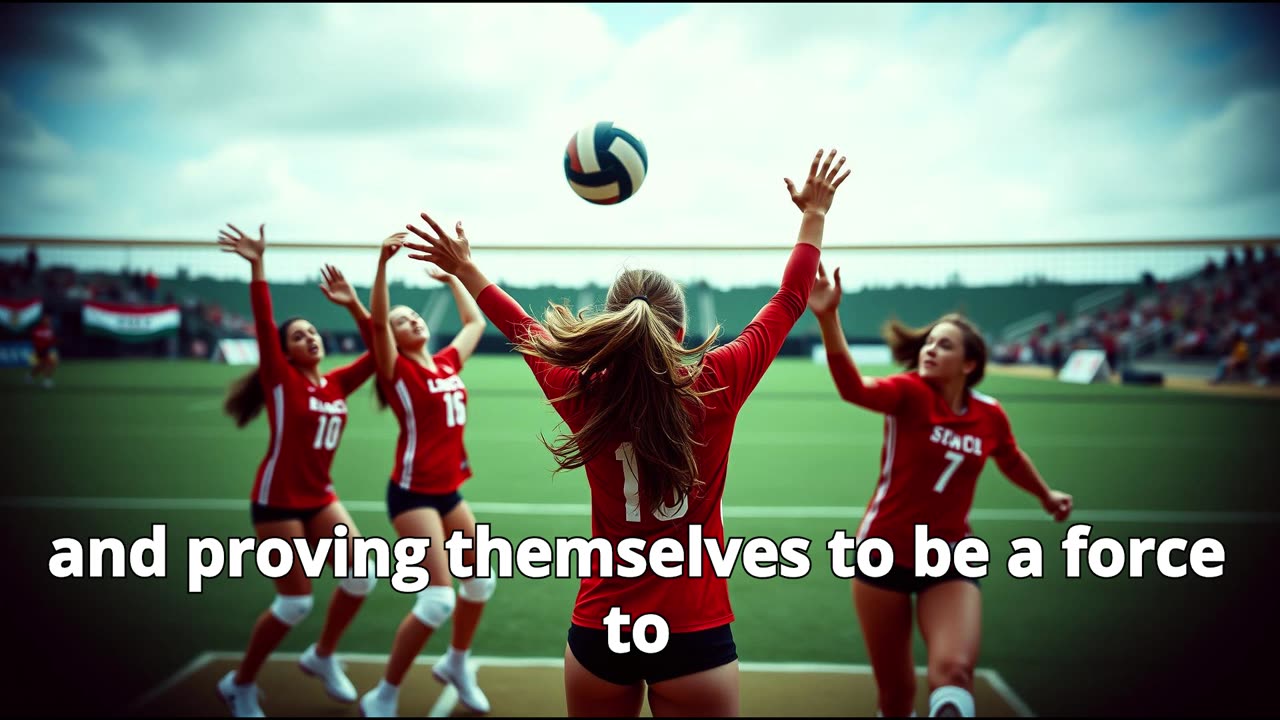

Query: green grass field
<box><xmin>5</xmin><ymin>356</ymin><xmax>1278</xmax><ymax>717</ymax></box>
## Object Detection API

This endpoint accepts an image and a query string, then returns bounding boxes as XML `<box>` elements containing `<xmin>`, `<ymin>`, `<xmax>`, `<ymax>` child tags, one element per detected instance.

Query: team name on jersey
<box><xmin>308</xmin><ymin>397</ymin><xmax>348</xmax><ymax>414</ymax></box>
<box><xmin>929</xmin><ymin>426</ymin><xmax>983</xmax><ymax>457</ymax></box>
<box><xmin>427</xmin><ymin>376</ymin><xmax>465</xmax><ymax>394</ymax></box>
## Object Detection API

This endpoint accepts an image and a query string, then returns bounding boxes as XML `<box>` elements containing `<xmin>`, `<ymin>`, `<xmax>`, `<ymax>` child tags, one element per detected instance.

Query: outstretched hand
<box><xmin>808</xmin><ymin>262</ymin><xmax>843</xmax><ymax>317</ymax></box>
<box><xmin>217</xmin><ymin>223</ymin><xmax>266</xmax><ymax>264</ymax></box>
<box><xmin>318</xmin><ymin>264</ymin><xmax>357</xmax><ymax>306</ymax></box>
<box><xmin>380</xmin><ymin>232</ymin><xmax>407</xmax><ymax>263</ymax></box>
<box><xmin>403</xmin><ymin>213</ymin><xmax>472</xmax><ymax>276</ymax></box>
<box><xmin>785</xmin><ymin>149</ymin><xmax>850</xmax><ymax>216</ymax></box>
<box><xmin>425</xmin><ymin>265</ymin><xmax>456</xmax><ymax>285</ymax></box>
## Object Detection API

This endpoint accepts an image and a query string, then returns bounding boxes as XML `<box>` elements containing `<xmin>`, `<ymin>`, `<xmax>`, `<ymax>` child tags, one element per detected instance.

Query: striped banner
<box><xmin>0</xmin><ymin>298</ymin><xmax>42</xmax><ymax>333</ymax></box>
<box><xmin>82</xmin><ymin>301</ymin><xmax>180</xmax><ymax>342</ymax></box>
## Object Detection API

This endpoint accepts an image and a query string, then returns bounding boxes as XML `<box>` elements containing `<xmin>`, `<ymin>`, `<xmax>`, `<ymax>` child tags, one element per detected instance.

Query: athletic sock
<box><xmin>929</xmin><ymin>686</ymin><xmax>974</xmax><ymax>717</ymax></box>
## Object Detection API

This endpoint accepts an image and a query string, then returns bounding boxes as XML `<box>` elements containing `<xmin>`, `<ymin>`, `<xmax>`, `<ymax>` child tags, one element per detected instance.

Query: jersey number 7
<box><xmin>934</xmin><ymin>450</ymin><xmax>964</xmax><ymax>493</ymax></box>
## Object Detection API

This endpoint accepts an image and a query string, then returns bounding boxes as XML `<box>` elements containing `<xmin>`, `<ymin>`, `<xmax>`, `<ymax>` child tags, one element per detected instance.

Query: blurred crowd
<box><xmin>993</xmin><ymin>245</ymin><xmax>1280</xmax><ymax>385</ymax></box>
<box><xmin>8</xmin><ymin>243</ymin><xmax>1280</xmax><ymax>383</ymax></box>
<box><xmin>1</xmin><ymin>245</ymin><xmax>253</xmax><ymax>358</ymax></box>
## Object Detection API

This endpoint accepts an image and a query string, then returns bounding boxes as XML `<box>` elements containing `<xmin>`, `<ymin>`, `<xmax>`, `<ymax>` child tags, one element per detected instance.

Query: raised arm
<box><xmin>810</xmin><ymin>264</ymin><xmax>907</xmax><ymax>414</ymax></box>
<box><xmin>318</xmin><ymin>263</ymin><xmax>377</xmax><ymax>396</ymax></box>
<box><xmin>427</xmin><ymin>266</ymin><xmax>487</xmax><ymax>366</ymax></box>
<box><xmin>402</xmin><ymin>214</ymin><xmax>580</xmax><ymax>407</ymax></box>
<box><xmin>992</xmin><ymin>422</ymin><xmax>1073</xmax><ymax>522</ymax></box>
<box><xmin>217</xmin><ymin>223</ymin><xmax>285</xmax><ymax>378</ymax></box>
<box><xmin>319</xmin><ymin>263</ymin><xmax>370</xmax><ymax>327</ymax></box>
<box><xmin>370</xmin><ymin>233</ymin><xmax>406</xmax><ymax>383</ymax></box>
<box><xmin>705</xmin><ymin>149</ymin><xmax>850</xmax><ymax>410</ymax></box>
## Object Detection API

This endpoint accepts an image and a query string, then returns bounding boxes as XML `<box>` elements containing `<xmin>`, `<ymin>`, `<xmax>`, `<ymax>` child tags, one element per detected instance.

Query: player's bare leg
<box><xmin>434</xmin><ymin>500</ymin><xmax>492</xmax><ymax>712</ymax></box>
<box><xmin>648</xmin><ymin>660</ymin><xmax>740</xmax><ymax>717</ymax></box>
<box><xmin>219</xmin><ymin>518</ymin><xmax>312</xmax><ymax>717</ymax></box>
<box><xmin>309</xmin><ymin>502</ymin><xmax>368</xmax><ymax>655</ymax></box>
<box><xmin>359</xmin><ymin>509</ymin><xmax>451</xmax><ymax>717</ymax></box>
<box><xmin>564</xmin><ymin>643</ymin><xmax>645</xmax><ymax>717</ymax></box>
<box><xmin>854</xmin><ymin>578</ymin><xmax>917</xmax><ymax>717</ymax></box>
<box><xmin>297</xmin><ymin>501</ymin><xmax>369</xmax><ymax>703</ymax></box>
<box><xmin>917</xmin><ymin>580</ymin><xmax>981</xmax><ymax>717</ymax></box>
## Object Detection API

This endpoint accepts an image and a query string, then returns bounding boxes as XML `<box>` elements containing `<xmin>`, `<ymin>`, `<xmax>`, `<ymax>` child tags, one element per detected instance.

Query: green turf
<box><xmin>4</xmin><ymin>357</ymin><xmax>1277</xmax><ymax>716</ymax></box>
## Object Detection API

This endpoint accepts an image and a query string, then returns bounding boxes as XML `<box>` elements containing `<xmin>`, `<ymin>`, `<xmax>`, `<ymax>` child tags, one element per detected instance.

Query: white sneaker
<box><xmin>433</xmin><ymin>654</ymin><xmax>491</xmax><ymax>714</ymax></box>
<box><xmin>358</xmin><ymin>685</ymin><xmax>399</xmax><ymax>717</ymax></box>
<box><xmin>299</xmin><ymin>643</ymin><xmax>357</xmax><ymax>703</ymax></box>
<box><xmin>217</xmin><ymin>670</ymin><xmax>265</xmax><ymax>717</ymax></box>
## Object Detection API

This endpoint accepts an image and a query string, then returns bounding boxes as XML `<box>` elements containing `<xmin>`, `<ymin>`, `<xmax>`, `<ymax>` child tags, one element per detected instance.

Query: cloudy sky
<box><xmin>1</xmin><ymin>3</ymin><xmax>1277</xmax><ymax>288</ymax></box>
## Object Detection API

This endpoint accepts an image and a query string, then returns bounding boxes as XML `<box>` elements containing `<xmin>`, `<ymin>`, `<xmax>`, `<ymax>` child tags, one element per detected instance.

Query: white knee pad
<box><xmin>458</xmin><ymin>575</ymin><xmax>495</xmax><ymax>603</ymax></box>
<box><xmin>340</xmin><ymin>573</ymin><xmax>377</xmax><ymax>597</ymax></box>
<box><xmin>412</xmin><ymin>585</ymin><xmax>456</xmax><ymax>628</ymax></box>
<box><xmin>270</xmin><ymin>594</ymin><xmax>314</xmax><ymax>626</ymax></box>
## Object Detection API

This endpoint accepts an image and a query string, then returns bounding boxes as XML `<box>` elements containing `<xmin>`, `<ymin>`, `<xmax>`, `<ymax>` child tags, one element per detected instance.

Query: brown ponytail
<box><xmin>882</xmin><ymin>312</ymin><xmax>988</xmax><ymax>388</ymax></box>
<box><xmin>223</xmin><ymin>316</ymin><xmax>305</xmax><ymax>427</ymax></box>
<box><xmin>518</xmin><ymin>269</ymin><xmax>722</xmax><ymax>515</ymax></box>
<box><xmin>224</xmin><ymin>368</ymin><xmax>266</xmax><ymax>427</ymax></box>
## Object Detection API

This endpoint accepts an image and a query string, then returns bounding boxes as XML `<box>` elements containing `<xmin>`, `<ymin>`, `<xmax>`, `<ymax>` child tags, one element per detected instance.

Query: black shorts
<box><xmin>250</xmin><ymin>502</ymin><xmax>329</xmax><ymax>525</ymax></box>
<box><xmin>854</xmin><ymin>561</ymin><xmax>981</xmax><ymax>595</ymax></box>
<box><xmin>567</xmin><ymin>623</ymin><xmax>737</xmax><ymax>686</ymax></box>
<box><xmin>386</xmin><ymin>482</ymin><xmax>463</xmax><ymax>521</ymax></box>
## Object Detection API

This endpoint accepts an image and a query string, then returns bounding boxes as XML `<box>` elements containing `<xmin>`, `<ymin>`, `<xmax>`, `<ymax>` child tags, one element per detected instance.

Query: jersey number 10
<box><xmin>616</xmin><ymin>442</ymin><xmax>689</xmax><ymax>523</ymax></box>
<box><xmin>313</xmin><ymin>414</ymin><xmax>344</xmax><ymax>451</ymax></box>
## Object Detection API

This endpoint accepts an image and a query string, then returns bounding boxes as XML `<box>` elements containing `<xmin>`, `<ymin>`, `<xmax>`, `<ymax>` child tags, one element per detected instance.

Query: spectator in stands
<box><xmin>25</xmin><ymin>244</ymin><xmax>37</xmax><ymax>285</ymax></box>
<box><xmin>1211</xmin><ymin>331</ymin><xmax>1251</xmax><ymax>384</ymax></box>
<box><xmin>1174</xmin><ymin>325</ymin><xmax>1210</xmax><ymax>357</ymax></box>
<box><xmin>1255</xmin><ymin>323</ymin><xmax>1280</xmax><ymax>386</ymax></box>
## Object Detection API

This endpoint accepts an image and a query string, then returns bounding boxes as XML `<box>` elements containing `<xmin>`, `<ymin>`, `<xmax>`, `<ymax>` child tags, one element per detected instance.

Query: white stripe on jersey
<box><xmin>395</xmin><ymin>379</ymin><xmax>417</xmax><ymax>490</ymax></box>
<box><xmin>258</xmin><ymin>384</ymin><xmax>285</xmax><ymax>505</ymax></box>
<box><xmin>970</xmin><ymin>389</ymin><xmax>999</xmax><ymax>406</ymax></box>
<box><xmin>857</xmin><ymin>414</ymin><xmax>897</xmax><ymax>541</ymax></box>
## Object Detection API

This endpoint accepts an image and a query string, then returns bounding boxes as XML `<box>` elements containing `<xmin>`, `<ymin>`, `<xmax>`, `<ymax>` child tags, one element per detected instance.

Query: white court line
<box><xmin>427</xmin><ymin>680</ymin><xmax>459</xmax><ymax>718</ymax></box>
<box><xmin>128</xmin><ymin>652</ymin><xmax>1035</xmax><ymax>717</ymax></box>
<box><xmin>980</xmin><ymin>668</ymin><xmax>1037</xmax><ymax>718</ymax></box>
<box><xmin>1</xmin><ymin>495</ymin><xmax>1275</xmax><ymax>524</ymax></box>
<box><xmin>123</xmin><ymin>651</ymin><xmax>217</xmax><ymax>716</ymax></box>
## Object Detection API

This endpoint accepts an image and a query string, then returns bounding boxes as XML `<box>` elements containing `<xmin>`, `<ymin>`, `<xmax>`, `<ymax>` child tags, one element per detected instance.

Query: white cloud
<box><xmin>1</xmin><ymin>3</ymin><xmax>1277</xmax><ymax>288</ymax></box>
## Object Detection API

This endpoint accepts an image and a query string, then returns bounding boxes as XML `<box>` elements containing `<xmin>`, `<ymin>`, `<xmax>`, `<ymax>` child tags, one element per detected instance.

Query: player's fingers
<box><xmin>402</xmin><ymin>240</ymin><xmax>434</xmax><ymax>253</ymax></box>
<box><xmin>420</xmin><ymin>212</ymin><xmax>447</xmax><ymax>239</ymax></box>
<box><xmin>818</xmin><ymin>148</ymin><xmax>836</xmax><ymax>179</ymax></box>
<box><xmin>404</xmin><ymin>225</ymin><xmax>438</xmax><ymax>244</ymax></box>
<box><xmin>827</xmin><ymin>154</ymin><xmax>847</xmax><ymax>182</ymax></box>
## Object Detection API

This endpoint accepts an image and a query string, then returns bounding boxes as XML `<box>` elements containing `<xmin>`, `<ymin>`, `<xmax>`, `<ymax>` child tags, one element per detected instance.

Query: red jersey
<box><xmin>249</xmin><ymin>281</ymin><xmax>376</xmax><ymax>509</ymax></box>
<box><xmin>378</xmin><ymin>347</ymin><xmax>472</xmax><ymax>495</ymax></box>
<box><xmin>477</xmin><ymin>242</ymin><xmax>820</xmax><ymax>633</ymax></box>
<box><xmin>32</xmin><ymin>325</ymin><xmax>56</xmax><ymax>353</ymax></box>
<box><xmin>838</xmin><ymin>371</ymin><xmax>1019</xmax><ymax>568</ymax></box>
